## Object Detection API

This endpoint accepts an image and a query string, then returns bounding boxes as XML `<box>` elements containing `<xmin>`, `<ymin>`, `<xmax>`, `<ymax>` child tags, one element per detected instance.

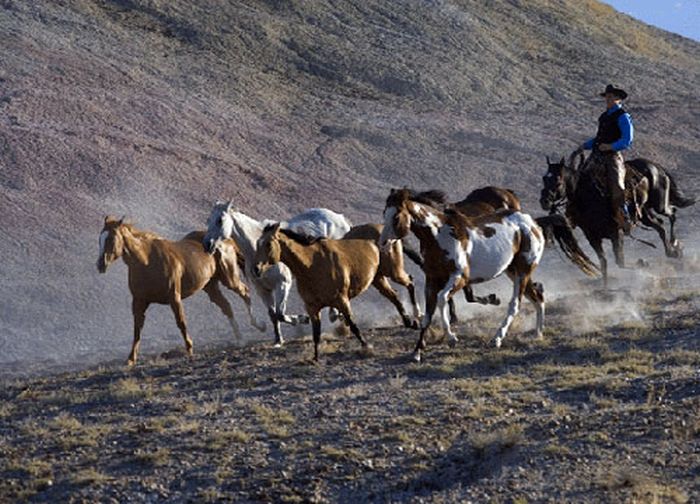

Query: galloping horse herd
<box><xmin>97</xmin><ymin>153</ymin><xmax>695</xmax><ymax>364</ymax></box>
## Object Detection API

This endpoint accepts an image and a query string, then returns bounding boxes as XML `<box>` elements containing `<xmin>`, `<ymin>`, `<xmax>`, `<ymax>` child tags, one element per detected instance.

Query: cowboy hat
<box><xmin>599</xmin><ymin>84</ymin><xmax>628</xmax><ymax>100</ymax></box>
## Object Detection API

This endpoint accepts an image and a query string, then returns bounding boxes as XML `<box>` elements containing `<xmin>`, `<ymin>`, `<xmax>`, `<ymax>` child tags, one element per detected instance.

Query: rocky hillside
<box><xmin>0</xmin><ymin>0</ymin><xmax>699</xmax><ymax>369</ymax></box>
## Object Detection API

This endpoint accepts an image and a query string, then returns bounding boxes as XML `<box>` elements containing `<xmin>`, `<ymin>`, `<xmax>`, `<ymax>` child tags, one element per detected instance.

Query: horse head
<box><xmin>380</xmin><ymin>188</ymin><xmax>413</xmax><ymax>248</ymax></box>
<box><xmin>97</xmin><ymin>215</ymin><xmax>125</xmax><ymax>273</ymax></box>
<box><xmin>204</xmin><ymin>200</ymin><xmax>235</xmax><ymax>254</ymax></box>
<box><xmin>253</xmin><ymin>222</ymin><xmax>282</xmax><ymax>277</ymax></box>
<box><xmin>540</xmin><ymin>156</ymin><xmax>567</xmax><ymax>212</ymax></box>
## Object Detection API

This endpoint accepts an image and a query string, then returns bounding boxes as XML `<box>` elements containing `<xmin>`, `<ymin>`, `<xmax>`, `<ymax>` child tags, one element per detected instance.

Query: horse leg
<box><xmin>448</xmin><ymin>298</ymin><xmax>458</xmax><ymax>324</ymax></box>
<box><xmin>204</xmin><ymin>281</ymin><xmax>241</xmax><ymax>341</ymax></box>
<box><xmin>438</xmin><ymin>272</ymin><xmax>467</xmax><ymax>348</ymax></box>
<box><xmin>336</xmin><ymin>297</ymin><xmax>371</xmax><ymax>350</ymax></box>
<box><xmin>612</xmin><ymin>231</ymin><xmax>626</xmax><ymax>269</ymax></box>
<box><xmin>641</xmin><ymin>209</ymin><xmax>675</xmax><ymax>257</ymax></box>
<box><xmin>463</xmin><ymin>286</ymin><xmax>500</xmax><ymax>306</ymax></box>
<box><xmin>309</xmin><ymin>309</ymin><xmax>322</xmax><ymax>361</ymax></box>
<box><xmin>262</xmin><ymin>288</ymin><xmax>284</xmax><ymax>347</ymax></box>
<box><xmin>127</xmin><ymin>298</ymin><xmax>149</xmax><ymax>366</ymax></box>
<box><xmin>524</xmin><ymin>278</ymin><xmax>545</xmax><ymax>339</ymax></box>
<box><xmin>494</xmin><ymin>273</ymin><xmax>525</xmax><ymax>348</ymax></box>
<box><xmin>590</xmin><ymin>238</ymin><xmax>608</xmax><ymax>288</ymax></box>
<box><xmin>389</xmin><ymin>268</ymin><xmax>422</xmax><ymax>323</ymax></box>
<box><xmin>272</xmin><ymin>274</ymin><xmax>309</xmax><ymax>326</ymax></box>
<box><xmin>414</xmin><ymin>282</ymin><xmax>439</xmax><ymax>363</ymax></box>
<box><xmin>372</xmin><ymin>276</ymin><xmax>414</xmax><ymax>329</ymax></box>
<box><xmin>169</xmin><ymin>294</ymin><xmax>193</xmax><ymax>357</ymax></box>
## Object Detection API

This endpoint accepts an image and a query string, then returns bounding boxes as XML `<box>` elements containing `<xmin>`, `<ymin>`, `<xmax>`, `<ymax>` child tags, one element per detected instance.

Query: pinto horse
<box><xmin>97</xmin><ymin>217</ymin><xmax>254</xmax><ymax>365</ymax></box>
<box><xmin>540</xmin><ymin>154</ymin><xmax>695</xmax><ymax>286</ymax></box>
<box><xmin>254</xmin><ymin>224</ymin><xmax>380</xmax><ymax>361</ymax></box>
<box><xmin>204</xmin><ymin>201</ymin><xmax>352</xmax><ymax>346</ymax></box>
<box><xmin>380</xmin><ymin>189</ymin><xmax>550</xmax><ymax>362</ymax></box>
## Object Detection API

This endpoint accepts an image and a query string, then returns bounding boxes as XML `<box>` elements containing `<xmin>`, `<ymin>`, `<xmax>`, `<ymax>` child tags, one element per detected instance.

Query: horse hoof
<box><xmin>411</xmin><ymin>351</ymin><xmax>422</xmax><ymax>363</ymax></box>
<box><xmin>488</xmin><ymin>294</ymin><xmax>501</xmax><ymax>306</ymax></box>
<box><xmin>360</xmin><ymin>344</ymin><xmax>375</xmax><ymax>357</ymax></box>
<box><xmin>126</xmin><ymin>359</ymin><xmax>136</xmax><ymax>367</ymax></box>
<box><xmin>299</xmin><ymin>315</ymin><xmax>311</xmax><ymax>325</ymax></box>
<box><xmin>411</xmin><ymin>320</ymin><xmax>419</xmax><ymax>330</ymax></box>
<box><xmin>494</xmin><ymin>337</ymin><xmax>503</xmax><ymax>349</ymax></box>
<box><xmin>447</xmin><ymin>337</ymin><xmax>458</xmax><ymax>348</ymax></box>
<box><xmin>636</xmin><ymin>258</ymin><xmax>650</xmax><ymax>268</ymax></box>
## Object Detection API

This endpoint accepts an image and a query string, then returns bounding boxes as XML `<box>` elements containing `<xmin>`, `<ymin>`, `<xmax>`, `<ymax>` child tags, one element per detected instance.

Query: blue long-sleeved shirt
<box><xmin>582</xmin><ymin>103</ymin><xmax>634</xmax><ymax>151</ymax></box>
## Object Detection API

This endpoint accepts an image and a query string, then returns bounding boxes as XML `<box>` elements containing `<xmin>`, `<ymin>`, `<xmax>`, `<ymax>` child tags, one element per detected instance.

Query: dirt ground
<box><xmin>2</xmin><ymin>270</ymin><xmax>698</xmax><ymax>503</ymax></box>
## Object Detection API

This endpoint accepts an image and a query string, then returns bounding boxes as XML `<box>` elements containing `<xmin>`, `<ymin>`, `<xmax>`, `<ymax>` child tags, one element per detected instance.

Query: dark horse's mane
<box><xmin>410</xmin><ymin>189</ymin><xmax>448</xmax><ymax>206</ymax></box>
<box><xmin>386</xmin><ymin>188</ymin><xmax>448</xmax><ymax>208</ymax></box>
<box><xmin>278</xmin><ymin>227</ymin><xmax>323</xmax><ymax>245</ymax></box>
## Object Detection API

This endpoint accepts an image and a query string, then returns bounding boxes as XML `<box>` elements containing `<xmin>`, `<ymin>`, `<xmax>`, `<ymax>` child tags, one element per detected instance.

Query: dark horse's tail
<box><xmin>402</xmin><ymin>241</ymin><xmax>424</xmax><ymax>267</ymax></box>
<box><xmin>666</xmin><ymin>169</ymin><xmax>696</xmax><ymax>208</ymax></box>
<box><xmin>535</xmin><ymin>215</ymin><xmax>600</xmax><ymax>277</ymax></box>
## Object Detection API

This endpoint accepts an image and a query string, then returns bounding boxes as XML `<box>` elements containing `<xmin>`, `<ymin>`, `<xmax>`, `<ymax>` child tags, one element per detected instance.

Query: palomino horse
<box><xmin>203</xmin><ymin>201</ymin><xmax>352</xmax><ymax>346</ymax></box>
<box><xmin>254</xmin><ymin>224</ymin><xmax>380</xmax><ymax>361</ymax></box>
<box><xmin>97</xmin><ymin>217</ymin><xmax>254</xmax><ymax>365</ymax></box>
<box><xmin>540</xmin><ymin>154</ymin><xmax>695</xmax><ymax>286</ymax></box>
<box><xmin>342</xmin><ymin>223</ymin><xmax>421</xmax><ymax>328</ymax></box>
<box><xmin>379</xmin><ymin>189</ymin><xmax>550</xmax><ymax>362</ymax></box>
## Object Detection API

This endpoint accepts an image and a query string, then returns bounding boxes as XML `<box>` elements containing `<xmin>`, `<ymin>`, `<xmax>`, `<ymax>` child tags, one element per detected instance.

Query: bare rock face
<box><xmin>0</xmin><ymin>0</ymin><xmax>698</xmax><ymax>369</ymax></box>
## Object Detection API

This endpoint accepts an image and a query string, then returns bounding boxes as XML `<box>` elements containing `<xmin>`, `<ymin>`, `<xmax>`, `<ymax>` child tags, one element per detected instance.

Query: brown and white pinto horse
<box><xmin>342</xmin><ymin>223</ymin><xmax>421</xmax><ymax>328</ymax></box>
<box><xmin>379</xmin><ymin>189</ymin><xmax>546</xmax><ymax>362</ymax></box>
<box><xmin>254</xmin><ymin>224</ymin><xmax>380</xmax><ymax>361</ymax></box>
<box><xmin>97</xmin><ymin>217</ymin><xmax>255</xmax><ymax>365</ymax></box>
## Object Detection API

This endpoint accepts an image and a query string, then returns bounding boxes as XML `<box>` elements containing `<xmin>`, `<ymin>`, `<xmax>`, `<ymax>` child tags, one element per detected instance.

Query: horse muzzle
<box><xmin>253</xmin><ymin>263</ymin><xmax>264</xmax><ymax>278</ymax></box>
<box><xmin>97</xmin><ymin>257</ymin><xmax>107</xmax><ymax>273</ymax></box>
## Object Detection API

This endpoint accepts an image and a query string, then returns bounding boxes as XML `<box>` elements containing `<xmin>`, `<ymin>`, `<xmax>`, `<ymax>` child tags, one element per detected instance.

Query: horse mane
<box><xmin>410</xmin><ymin>189</ymin><xmax>448</xmax><ymax>206</ymax></box>
<box><xmin>120</xmin><ymin>223</ymin><xmax>161</xmax><ymax>241</ymax></box>
<box><xmin>279</xmin><ymin>228</ymin><xmax>323</xmax><ymax>245</ymax></box>
<box><xmin>387</xmin><ymin>188</ymin><xmax>448</xmax><ymax>208</ymax></box>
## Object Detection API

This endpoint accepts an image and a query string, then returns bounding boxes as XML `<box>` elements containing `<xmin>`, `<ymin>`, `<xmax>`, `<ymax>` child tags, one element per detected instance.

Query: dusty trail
<box><xmin>1</xmin><ymin>251</ymin><xmax>698</xmax><ymax>502</ymax></box>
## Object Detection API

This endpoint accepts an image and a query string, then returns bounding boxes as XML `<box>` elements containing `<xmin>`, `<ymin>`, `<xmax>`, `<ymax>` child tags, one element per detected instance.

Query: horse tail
<box><xmin>535</xmin><ymin>215</ymin><xmax>600</xmax><ymax>277</ymax></box>
<box><xmin>402</xmin><ymin>242</ymin><xmax>424</xmax><ymax>267</ymax></box>
<box><xmin>665</xmin><ymin>168</ymin><xmax>696</xmax><ymax>208</ymax></box>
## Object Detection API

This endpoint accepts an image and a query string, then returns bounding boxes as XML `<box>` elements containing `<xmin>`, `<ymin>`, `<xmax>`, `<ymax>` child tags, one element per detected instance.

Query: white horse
<box><xmin>204</xmin><ymin>201</ymin><xmax>352</xmax><ymax>346</ymax></box>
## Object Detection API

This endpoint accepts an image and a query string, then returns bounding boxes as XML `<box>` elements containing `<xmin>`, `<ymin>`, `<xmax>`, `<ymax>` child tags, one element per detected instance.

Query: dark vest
<box><xmin>595</xmin><ymin>107</ymin><xmax>626</xmax><ymax>146</ymax></box>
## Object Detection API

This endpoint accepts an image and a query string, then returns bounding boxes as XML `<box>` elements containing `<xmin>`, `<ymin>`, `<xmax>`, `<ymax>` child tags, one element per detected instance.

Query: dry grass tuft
<box><xmin>135</xmin><ymin>448</ymin><xmax>171</xmax><ymax>467</ymax></box>
<box><xmin>71</xmin><ymin>467</ymin><xmax>112</xmax><ymax>486</ymax></box>
<box><xmin>470</xmin><ymin>424</ymin><xmax>524</xmax><ymax>457</ymax></box>
<box><xmin>598</xmin><ymin>469</ymin><xmax>688</xmax><ymax>503</ymax></box>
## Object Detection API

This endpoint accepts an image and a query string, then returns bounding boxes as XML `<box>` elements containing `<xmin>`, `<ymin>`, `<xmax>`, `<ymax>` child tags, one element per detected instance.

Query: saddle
<box><xmin>580</xmin><ymin>153</ymin><xmax>646</xmax><ymax>222</ymax></box>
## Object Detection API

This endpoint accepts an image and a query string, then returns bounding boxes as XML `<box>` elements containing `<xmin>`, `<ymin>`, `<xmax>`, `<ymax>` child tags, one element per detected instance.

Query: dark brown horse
<box><xmin>540</xmin><ymin>154</ymin><xmax>694</xmax><ymax>286</ymax></box>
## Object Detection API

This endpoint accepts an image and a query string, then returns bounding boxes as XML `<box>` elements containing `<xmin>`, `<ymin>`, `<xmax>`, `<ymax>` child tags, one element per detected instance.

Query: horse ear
<box><xmin>546</xmin><ymin>155</ymin><xmax>551</xmax><ymax>165</ymax></box>
<box><xmin>559</xmin><ymin>157</ymin><xmax>565</xmax><ymax>165</ymax></box>
<box><xmin>227</xmin><ymin>199</ymin><xmax>234</xmax><ymax>211</ymax></box>
<box><xmin>118</xmin><ymin>216</ymin><xmax>125</xmax><ymax>225</ymax></box>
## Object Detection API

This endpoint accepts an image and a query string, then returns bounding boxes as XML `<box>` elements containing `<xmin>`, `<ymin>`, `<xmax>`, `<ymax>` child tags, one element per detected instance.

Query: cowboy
<box><xmin>575</xmin><ymin>84</ymin><xmax>634</xmax><ymax>234</ymax></box>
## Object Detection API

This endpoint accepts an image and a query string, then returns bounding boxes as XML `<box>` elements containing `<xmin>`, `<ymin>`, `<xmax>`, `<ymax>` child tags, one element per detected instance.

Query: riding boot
<box><xmin>606</xmin><ymin>152</ymin><xmax>630</xmax><ymax>235</ymax></box>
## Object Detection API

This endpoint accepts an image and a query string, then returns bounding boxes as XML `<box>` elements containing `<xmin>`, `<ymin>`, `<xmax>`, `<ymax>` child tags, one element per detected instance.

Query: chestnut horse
<box><xmin>380</xmin><ymin>189</ymin><xmax>548</xmax><ymax>362</ymax></box>
<box><xmin>97</xmin><ymin>217</ymin><xmax>255</xmax><ymax>365</ymax></box>
<box><xmin>254</xmin><ymin>224</ymin><xmax>380</xmax><ymax>361</ymax></box>
<box><xmin>342</xmin><ymin>223</ymin><xmax>421</xmax><ymax>328</ymax></box>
